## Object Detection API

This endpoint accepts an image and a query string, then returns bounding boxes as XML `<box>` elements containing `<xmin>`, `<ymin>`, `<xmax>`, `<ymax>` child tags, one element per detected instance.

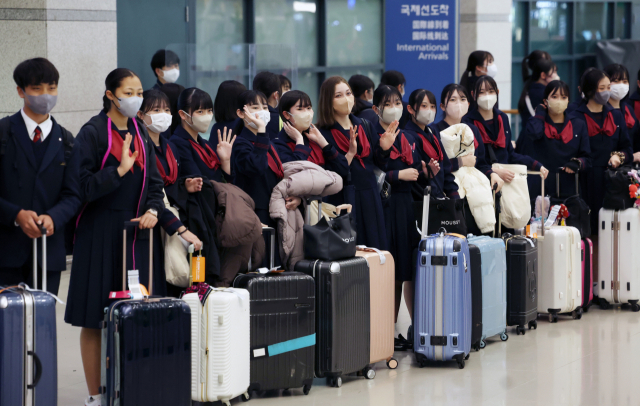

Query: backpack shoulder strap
<box><xmin>59</xmin><ymin>126</ymin><xmax>75</xmax><ymax>159</ymax></box>
<box><xmin>0</xmin><ymin>116</ymin><xmax>12</xmax><ymax>157</ymax></box>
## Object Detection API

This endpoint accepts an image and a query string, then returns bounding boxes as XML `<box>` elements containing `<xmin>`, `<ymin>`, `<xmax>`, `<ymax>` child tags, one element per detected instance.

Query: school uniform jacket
<box><xmin>463</xmin><ymin>107</ymin><xmax>543</xmax><ymax>171</ymax></box>
<box><xmin>153</xmin><ymin>135</ymin><xmax>184</xmax><ymax>235</ymax></box>
<box><xmin>209</xmin><ymin>118</ymin><xmax>241</xmax><ymax>148</ymax></box>
<box><xmin>519</xmin><ymin>105</ymin><xmax>591</xmax><ymax>198</ymax></box>
<box><xmin>273</xmin><ymin>128</ymin><xmax>347</xmax><ymax>173</ymax></box>
<box><xmin>620</xmin><ymin>100</ymin><xmax>640</xmax><ymax>154</ymax></box>
<box><xmin>170</xmin><ymin>125</ymin><xmax>232</xmax><ymax>183</ymax></box>
<box><xmin>0</xmin><ymin>112</ymin><xmax>81</xmax><ymax>271</ymax></box>
<box><xmin>403</xmin><ymin>120</ymin><xmax>459</xmax><ymax>199</ymax></box>
<box><xmin>355</xmin><ymin>100</ymin><xmax>378</xmax><ymax>125</ymax></box>
<box><xmin>266</xmin><ymin>106</ymin><xmax>281</xmax><ymax>140</ymax></box>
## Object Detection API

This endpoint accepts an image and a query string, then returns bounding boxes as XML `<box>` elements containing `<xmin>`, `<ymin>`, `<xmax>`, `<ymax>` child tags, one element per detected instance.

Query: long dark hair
<box><xmin>102</xmin><ymin>68</ymin><xmax>138</xmax><ymax>113</ymax></box>
<box><xmin>349</xmin><ymin>74</ymin><xmax>375</xmax><ymax>115</ymax></box>
<box><xmin>522</xmin><ymin>50</ymin><xmax>552</xmax><ymax>82</ymax></box>
<box><xmin>213</xmin><ymin>80</ymin><xmax>247</xmax><ymax>122</ymax></box>
<box><xmin>460</xmin><ymin>51</ymin><xmax>493</xmax><ymax>90</ymax></box>
<box><xmin>603</xmin><ymin>63</ymin><xmax>630</xmax><ymax>83</ymax></box>
<box><xmin>581</xmin><ymin>69</ymin><xmax>609</xmax><ymax>101</ymax></box>
<box><xmin>518</xmin><ymin>59</ymin><xmax>556</xmax><ymax>116</ymax></box>
<box><xmin>473</xmin><ymin>76</ymin><xmax>499</xmax><ymax>110</ymax></box>
<box><xmin>140</xmin><ymin>89</ymin><xmax>170</xmax><ymax>114</ymax></box>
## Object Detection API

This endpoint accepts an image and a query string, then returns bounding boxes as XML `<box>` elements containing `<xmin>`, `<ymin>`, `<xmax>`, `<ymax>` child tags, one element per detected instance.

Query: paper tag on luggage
<box><xmin>127</xmin><ymin>270</ymin><xmax>144</xmax><ymax>300</ymax></box>
<box><xmin>545</xmin><ymin>205</ymin><xmax>561</xmax><ymax>228</ymax></box>
<box><xmin>192</xmin><ymin>253</ymin><xmax>205</xmax><ymax>283</ymax></box>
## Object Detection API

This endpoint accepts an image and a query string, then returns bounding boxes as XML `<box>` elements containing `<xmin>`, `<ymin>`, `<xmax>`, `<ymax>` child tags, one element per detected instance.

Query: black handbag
<box><xmin>304</xmin><ymin>206</ymin><xmax>357</xmax><ymax>261</ymax></box>
<box><xmin>603</xmin><ymin>166</ymin><xmax>634</xmax><ymax>210</ymax></box>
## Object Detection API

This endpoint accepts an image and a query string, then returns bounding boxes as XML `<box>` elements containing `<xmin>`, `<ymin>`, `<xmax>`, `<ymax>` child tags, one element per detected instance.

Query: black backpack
<box><xmin>602</xmin><ymin>166</ymin><xmax>635</xmax><ymax>211</ymax></box>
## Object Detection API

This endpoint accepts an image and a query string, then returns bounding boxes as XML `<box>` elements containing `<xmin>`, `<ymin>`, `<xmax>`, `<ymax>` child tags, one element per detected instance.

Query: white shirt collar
<box><xmin>20</xmin><ymin>108</ymin><xmax>53</xmax><ymax>141</ymax></box>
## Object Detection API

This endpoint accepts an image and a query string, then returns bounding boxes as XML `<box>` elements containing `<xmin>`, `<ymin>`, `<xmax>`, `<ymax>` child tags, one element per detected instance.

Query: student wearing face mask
<box><xmin>464</xmin><ymin>76</ymin><xmax>549</xmax><ymax>184</ymax></box>
<box><xmin>253</xmin><ymin>71</ymin><xmax>282</xmax><ymax>140</ymax></box>
<box><xmin>371</xmin><ymin>85</ymin><xmax>431</xmax><ymax>348</ymax></box>
<box><xmin>460</xmin><ymin>50</ymin><xmax>496</xmax><ymax>93</ymax></box>
<box><xmin>380</xmin><ymin>70</ymin><xmax>412</xmax><ymax>128</ymax></box>
<box><xmin>210</xmin><ymin>80</ymin><xmax>247</xmax><ymax>148</ymax></box>
<box><xmin>137</xmin><ymin>90</ymin><xmax>203</xmax><ymax>296</ymax></box>
<box><xmin>170</xmin><ymin>88</ymin><xmax>235</xmax><ymax>183</ymax></box>
<box><xmin>275</xmin><ymin>90</ymin><xmax>346</xmax><ymax>170</ymax></box>
<box><xmin>419</xmin><ymin>84</ymin><xmax>501</xmax><ymax>192</ymax></box>
<box><xmin>349</xmin><ymin>74</ymin><xmax>378</xmax><ymax>124</ymax></box>
<box><xmin>150</xmin><ymin>49</ymin><xmax>180</xmax><ymax>90</ymax></box>
<box><xmin>603</xmin><ymin>64</ymin><xmax>640</xmax><ymax>164</ymax></box>
<box><xmin>568</xmin><ymin>69</ymin><xmax>632</xmax><ymax>233</ymax></box>
<box><xmin>317</xmin><ymin>76</ymin><xmax>398</xmax><ymax>250</ymax></box>
<box><xmin>519</xmin><ymin>80</ymin><xmax>591</xmax><ymax>200</ymax></box>
<box><xmin>64</xmin><ymin>68</ymin><xmax>165</xmax><ymax>406</ymax></box>
<box><xmin>517</xmin><ymin>59</ymin><xmax>558</xmax><ymax>128</ymax></box>
<box><xmin>0</xmin><ymin>57</ymin><xmax>81</xmax><ymax>295</ymax></box>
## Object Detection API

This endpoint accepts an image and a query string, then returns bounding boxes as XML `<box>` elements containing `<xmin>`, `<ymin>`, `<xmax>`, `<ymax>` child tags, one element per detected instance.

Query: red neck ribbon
<box><xmin>389</xmin><ymin>133</ymin><xmax>414</xmax><ymax>165</ymax></box>
<box><xmin>584</xmin><ymin>111</ymin><xmax>616</xmax><ymax>137</ymax></box>
<box><xmin>331</xmin><ymin>125</ymin><xmax>370</xmax><ymax>168</ymax></box>
<box><xmin>156</xmin><ymin>144</ymin><xmax>178</xmax><ymax>186</ymax></box>
<box><xmin>544</xmin><ymin>120</ymin><xmax>574</xmax><ymax>144</ymax></box>
<box><xmin>288</xmin><ymin>140</ymin><xmax>325</xmax><ymax>166</ymax></box>
<box><xmin>474</xmin><ymin>115</ymin><xmax>506</xmax><ymax>148</ymax></box>
<box><xmin>624</xmin><ymin>105</ymin><xmax>636</xmax><ymax>129</ymax></box>
<box><xmin>109</xmin><ymin>129</ymin><xmax>144</xmax><ymax>173</ymax></box>
<box><xmin>189</xmin><ymin>139</ymin><xmax>220</xmax><ymax>171</ymax></box>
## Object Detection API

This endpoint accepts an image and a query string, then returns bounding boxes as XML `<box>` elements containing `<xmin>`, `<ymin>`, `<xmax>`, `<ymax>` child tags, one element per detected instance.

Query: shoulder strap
<box><xmin>360</xmin><ymin>118</ymin><xmax>374</xmax><ymax>140</ymax></box>
<box><xmin>0</xmin><ymin>117</ymin><xmax>12</xmax><ymax>157</ymax></box>
<box><xmin>60</xmin><ymin>127</ymin><xmax>75</xmax><ymax>160</ymax></box>
<box><xmin>486</xmin><ymin>143</ymin><xmax>498</xmax><ymax>164</ymax></box>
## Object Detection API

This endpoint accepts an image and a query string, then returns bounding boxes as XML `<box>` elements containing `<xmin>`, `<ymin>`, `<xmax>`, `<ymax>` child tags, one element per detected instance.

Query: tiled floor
<box><xmin>56</xmin><ymin>271</ymin><xmax>640</xmax><ymax>406</ymax></box>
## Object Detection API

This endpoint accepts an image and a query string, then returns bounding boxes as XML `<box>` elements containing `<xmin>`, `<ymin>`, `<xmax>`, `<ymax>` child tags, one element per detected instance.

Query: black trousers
<box><xmin>0</xmin><ymin>263</ymin><xmax>62</xmax><ymax>296</ymax></box>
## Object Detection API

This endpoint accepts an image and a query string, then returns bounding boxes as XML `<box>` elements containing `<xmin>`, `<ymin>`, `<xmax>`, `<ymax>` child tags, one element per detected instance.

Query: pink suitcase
<box><xmin>581</xmin><ymin>238</ymin><xmax>593</xmax><ymax>311</ymax></box>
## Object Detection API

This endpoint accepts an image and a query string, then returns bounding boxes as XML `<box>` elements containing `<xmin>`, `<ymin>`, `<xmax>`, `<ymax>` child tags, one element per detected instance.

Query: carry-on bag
<box><xmin>581</xmin><ymin>238</ymin><xmax>594</xmax><ymax>311</ymax></box>
<box><xmin>413</xmin><ymin>185</ymin><xmax>472</xmax><ymax>369</ymax></box>
<box><xmin>233</xmin><ymin>270</ymin><xmax>315</xmax><ymax>395</ymax></box>
<box><xmin>534</xmin><ymin>174</ymin><xmax>583</xmax><ymax>323</ymax></box>
<box><xmin>0</xmin><ymin>227</ymin><xmax>57</xmax><ymax>406</ymax></box>
<box><xmin>552</xmin><ymin>171</ymin><xmax>590</xmax><ymax>238</ymax></box>
<box><xmin>602</xmin><ymin>166</ymin><xmax>635</xmax><ymax>210</ymax></box>
<box><xmin>598</xmin><ymin>208</ymin><xmax>640</xmax><ymax>311</ymax></box>
<box><xmin>503</xmin><ymin>232</ymin><xmax>538</xmax><ymax>334</ymax></box>
<box><xmin>101</xmin><ymin>222</ymin><xmax>191</xmax><ymax>406</ymax></box>
<box><xmin>467</xmin><ymin>235</ymin><xmax>508</xmax><ymax>348</ymax></box>
<box><xmin>467</xmin><ymin>243</ymin><xmax>483</xmax><ymax>351</ymax></box>
<box><xmin>355</xmin><ymin>246</ymin><xmax>398</xmax><ymax>369</ymax></box>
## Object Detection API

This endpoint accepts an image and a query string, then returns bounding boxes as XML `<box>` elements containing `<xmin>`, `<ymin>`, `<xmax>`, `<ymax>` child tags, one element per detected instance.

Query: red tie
<box><xmin>33</xmin><ymin>126</ymin><xmax>42</xmax><ymax>143</ymax></box>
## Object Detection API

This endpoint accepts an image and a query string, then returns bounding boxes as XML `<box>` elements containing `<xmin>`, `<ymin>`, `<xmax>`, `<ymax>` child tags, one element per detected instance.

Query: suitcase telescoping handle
<box><xmin>421</xmin><ymin>186</ymin><xmax>431</xmax><ymax>239</ymax></box>
<box><xmin>32</xmin><ymin>226</ymin><xmax>48</xmax><ymax>291</ymax></box>
<box><xmin>555</xmin><ymin>167</ymin><xmax>579</xmax><ymax>197</ymax></box>
<box><xmin>305</xmin><ymin>195</ymin><xmax>324</xmax><ymax>225</ymax></box>
<box><xmin>122</xmin><ymin>221</ymin><xmax>154</xmax><ymax>295</ymax></box>
<box><xmin>528</xmin><ymin>171</ymin><xmax>545</xmax><ymax>237</ymax></box>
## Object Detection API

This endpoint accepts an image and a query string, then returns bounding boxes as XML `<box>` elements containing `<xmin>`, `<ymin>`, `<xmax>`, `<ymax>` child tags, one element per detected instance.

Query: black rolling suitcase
<box><xmin>294</xmin><ymin>257</ymin><xmax>371</xmax><ymax>388</ymax></box>
<box><xmin>101</xmin><ymin>222</ymin><xmax>191</xmax><ymax>406</ymax></box>
<box><xmin>233</xmin><ymin>271</ymin><xmax>315</xmax><ymax>395</ymax></box>
<box><xmin>503</xmin><ymin>235</ymin><xmax>539</xmax><ymax>334</ymax></box>
<box><xmin>468</xmin><ymin>243</ymin><xmax>483</xmax><ymax>351</ymax></box>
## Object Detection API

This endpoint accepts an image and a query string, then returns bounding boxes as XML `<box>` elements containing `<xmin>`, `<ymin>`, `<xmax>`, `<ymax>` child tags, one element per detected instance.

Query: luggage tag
<box><xmin>191</xmin><ymin>250</ymin><xmax>205</xmax><ymax>283</ymax></box>
<box><xmin>108</xmin><ymin>270</ymin><xmax>149</xmax><ymax>299</ymax></box>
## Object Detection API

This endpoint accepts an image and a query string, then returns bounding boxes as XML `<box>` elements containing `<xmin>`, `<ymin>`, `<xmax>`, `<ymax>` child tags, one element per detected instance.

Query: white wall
<box><xmin>0</xmin><ymin>0</ymin><xmax>117</xmax><ymax>135</ymax></box>
<box><xmin>459</xmin><ymin>0</ymin><xmax>513</xmax><ymax>110</ymax></box>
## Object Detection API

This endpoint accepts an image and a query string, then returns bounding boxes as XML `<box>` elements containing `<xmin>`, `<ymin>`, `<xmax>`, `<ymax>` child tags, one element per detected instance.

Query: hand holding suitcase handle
<box><xmin>528</xmin><ymin>171</ymin><xmax>546</xmax><ymax>236</ymax></box>
<box><xmin>122</xmin><ymin>221</ymin><xmax>154</xmax><ymax>295</ymax></box>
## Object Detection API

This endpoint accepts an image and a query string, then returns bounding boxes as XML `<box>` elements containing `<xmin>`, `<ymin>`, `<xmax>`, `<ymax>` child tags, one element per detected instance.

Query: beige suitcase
<box><xmin>356</xmin><ymin>246</ymin><xmax>398</xmax><ymax>369</ymax></box>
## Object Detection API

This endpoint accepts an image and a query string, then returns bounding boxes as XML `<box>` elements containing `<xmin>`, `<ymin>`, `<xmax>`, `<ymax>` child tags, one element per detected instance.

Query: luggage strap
<box><xmin>251</xmin><ymin>333</ymin><xmax>316</xmax><ymax>359</ymax></box>
<box><xmin>356</xmin><ymin>245</ymin><xmax>386</xmax><ymax>265</ymax></box>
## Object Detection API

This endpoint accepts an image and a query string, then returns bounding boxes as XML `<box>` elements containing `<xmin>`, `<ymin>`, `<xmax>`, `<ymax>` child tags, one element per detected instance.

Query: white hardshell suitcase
<box><xmin>598</xmin><ymin>208</ymin><xmax>640</xmax><ymax>311</ymax></box>
<box><xmin>537</xmin><ymin>225</ymin><xmax>582</xmax><ymax>322</ymax></box>
<box><xmin>183</xmin><ymin>287</ymin><xmax>250</xmax><ymax>405</ymax></box>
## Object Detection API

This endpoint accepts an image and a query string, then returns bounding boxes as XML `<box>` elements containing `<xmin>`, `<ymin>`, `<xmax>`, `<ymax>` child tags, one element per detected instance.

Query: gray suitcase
<box><xmin>0</xmin><ymin>228</ymin><xmax>58</xmax><ymax>406</ymax></box>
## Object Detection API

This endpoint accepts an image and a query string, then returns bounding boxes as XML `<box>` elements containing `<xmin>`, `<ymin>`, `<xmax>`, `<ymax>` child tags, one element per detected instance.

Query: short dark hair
<box><xmin>408</xmin><ymin>88</ymin><xmax>438</xmax><ymax>114</ymax></box>
<box><xmin>543</xmin><ymin>80</ymin><xmax>571</xmax><ymax>100</ymax></box>
<box><xmin>581</xmin><ymin>69</ymin><xmax>608</xmax><ymax>101</ymax></box>
<box><xmin>234</xmin><ymin>90</ymin><xmax>268</xmax><ymax>134</ymax></box>
<box><xmin>603</xmin><ymin>63</ymin><xmax>629</xmax><ymax>84</ymax></box>
<box><xmin>177</xmin><ymin>87</ymin><xmax>213</xmax><ymax>115</ymax></box>
<box><xmin>252</xmin><ymin>71</ymin><xmax>280</xmax><ymax>99</ymax></box>
<box><xmin>440</xmin><ymin>83</ymin><xmax>470</xmax><ymax>115</ymax></box>
<box><xmin>279</xmin><ymin>75</ymin><xmax>292</xmax><ymax>92</ymax></box>
<box><xmin>13</xmin><ymin>57</ymin><xmax>59</xmax><ymax>89</ymax></box>
<box><xmin>102</xmin><ymin>68</ymin><xmax>139</xmax><ymax>113</ymax></box>
<box><xmin>349</xmin><ymin>74</ymin><xmax>375</xmax><ymax>98</ymax></box>
<box><xmin>380</xmin><ymin>70</ymin><xmax>406</xmax><ymax>87</ymax></box>
<box><xmin>140</xmin><ymin>89</ymin><xmax>170</xmax><ymax>114</ymax></box>
<box><xmin>150</xmin><ymin>49</ymin><xmax>180</xmax><ymax>78</ymax></box>
<box><xmin>279</xmin><ymin>90</ymin><xmax>312</xmax><ymax>121</ymax></box>
<box><xmin>473</xmin><ymin>76</ymin><xmax>499</xmax><ymax>100</ymax></box>
<box><xmin>159</xmin><ymin>83</ymin><xmax>185</xmax><ymax>134</ymax></box>
<box><xmin>214</xmin><ymin>80</ymin><xmax>247</xmax><ymax>122</ymax></box>
<box><xmin>372</xmin><ymin>85</ymin><xmax>402</xmax><ymax>109</ymax></box>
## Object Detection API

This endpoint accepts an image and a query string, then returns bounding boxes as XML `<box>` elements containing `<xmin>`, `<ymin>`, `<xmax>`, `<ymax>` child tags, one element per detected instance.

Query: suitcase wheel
<box><xmin>464</xmin><ymin>353</ymin><xmax>470</xmax><ymax>360</ymax></box>
<box><xmin>516</xmin><ymin>326</ymin><xmax>526</xmax><ymax>335</ymax></box>
<box><xmin>241</xmin><ymin>392</ymin><xmax>251</xmax><ymax>402</ymax></box>
<box><xmin>386</xmin><ymin>358</ymin><xmax>398</xmax><ymax>369</ymax></box>
<box><xmin>303</xmin><ymin>384</ymin><xmax>312</xmax><ymax>395</ymax></box>
<box><xmin>548</xmin><ymin>313</ymin><xmax>558</xmax><ymax>323</ymax></box>
<box><xmin>528</xmin><ymin>320</ymin><xmax>537</xmax><ymax>330</ymax></box>
<box><xmin>327</xmin><ymin>376</ymin><xmax>342</xmax><ymax>388</ymax></box>
<box><xmin>363</xmin><ymin>366</ymin><xmax>376</xmax><ymax>380</ymax></box>
<box><xmin>479</xmin><ymin>340</ymin><xmax>486</xmax><ymax>349</ymax></box>
<box><xmin>500</xmin><ymin>332</ymin><xmax>509</xmax><ymax>342</ymax></box>
<box><xmin>599</xmin><ymin>299</ymin><xmax>611</xmax><ymax>310</ymax></box>
<box><xmin>571</xmin><ymin>308</ymin><xmax>583</xmax><ymax>320</ymax></box>
<box><xmin>631</xmin><ymin>303</ymin><xmax>640</xmax><ymax>312</ymax></box>
<box><xmin>457</xmin><ymin>359</ymin><xmax>465</xmax><ymax>369</ymax></box>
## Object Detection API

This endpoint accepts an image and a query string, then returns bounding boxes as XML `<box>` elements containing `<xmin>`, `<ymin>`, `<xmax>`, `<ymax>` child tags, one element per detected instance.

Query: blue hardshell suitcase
<box><xmin>0</xmin><ymin>229</ymin><xmax>58</xmax><ymax>406</ymax></box>
<box><xmin>414</xmin><ymin>186</ymin><xmax>472</xmax><ymax>369</ymax></box>
<box><xmin>467</xmin><ymin>235</ymin><xmax>508</xmax><ymax>348</ymax></box>
<box><xmin>100</xmin><ymin>223</ymin><xmax>191</xmax><ymax>406</ymax></box>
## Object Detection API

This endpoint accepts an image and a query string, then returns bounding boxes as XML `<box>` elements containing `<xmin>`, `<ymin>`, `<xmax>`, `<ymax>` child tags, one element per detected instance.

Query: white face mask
<box><xmin>183</xmin><ymin>111</ymin><xmax>213</xmax><ymax>133</ymax></box>
<box><xmin>144</xmin><ymin>112</ymin><xmax>172</xmax><ymax>134</ymax></box>
<box><xmin>379</xmin><ymin>106</ymin><xmax>403</xmax><ymax>124</ymax></box>
<box><xmin>446</xmin><ymin>102</ymin><xmax>468</xmax><ymax>120</ymax></box>
<box><xmin>477</xmin><ymin>94</ymin><xmax>497</xmax><ymax>111</ymax></box>
<box><xmin>162</xmin><ymin>68</ymin><xmax>179</xmax><ymax>84</ymax></box>
<box><xmin>245</xmin><ymin>109</ymin><xmax>271</xmax><ymax>130</ymax></box>
<box><xmin>609</xmin><ymin>83</ymin><xmax>629</xmax><ymax>101</ymax></box>
<box><xmin>486</xmin><ymin>64</ymin><xmax>498</xmax><ymax>78</ymax></box>
<box><xmin>290</xmin><ymin>110</ymin><xmax>313</xmax><ymax>131</ymax></box>
<box><xmin>416</xmin><ymin>109</ymin><xmax>435</xmax><ymax>126</ymax></box>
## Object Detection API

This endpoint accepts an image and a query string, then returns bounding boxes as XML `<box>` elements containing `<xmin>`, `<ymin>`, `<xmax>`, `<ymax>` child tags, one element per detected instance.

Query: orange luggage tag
<box><xmin>191</xmin><ymin>249</ymin><xmax>205</xmax><ymax>284</ymax></box>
